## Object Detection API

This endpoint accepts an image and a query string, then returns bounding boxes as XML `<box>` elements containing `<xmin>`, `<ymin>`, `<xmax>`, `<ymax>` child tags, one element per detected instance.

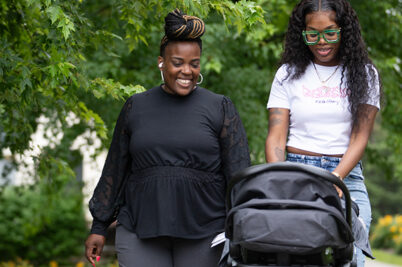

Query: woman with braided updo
<box><xmin>265</xmin><ymin>0</ymin><xmax>381</xmax><ymax>266</ymax></box>
<box><xmin>85</xmin><ymin>9</ymin><xmax>250</xmax><ymax>267</ymax></box>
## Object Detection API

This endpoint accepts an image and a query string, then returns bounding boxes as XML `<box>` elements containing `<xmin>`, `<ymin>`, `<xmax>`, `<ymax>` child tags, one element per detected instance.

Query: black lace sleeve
<box><xmin>219</xmin><ymin>96</ymin><xmax>251</xmax><ymax>182</ymax></box>
<box><xmin>89</xmin><ymin>97</ymin><xmax>133</xmax><ymax>236</ymax></box>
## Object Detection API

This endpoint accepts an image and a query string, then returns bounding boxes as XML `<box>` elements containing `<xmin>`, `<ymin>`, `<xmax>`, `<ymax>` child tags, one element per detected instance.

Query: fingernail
<box><xmin>96</xmin><ymin>256</ymin><xmax>101</xmax><ymax>262</ymax></box>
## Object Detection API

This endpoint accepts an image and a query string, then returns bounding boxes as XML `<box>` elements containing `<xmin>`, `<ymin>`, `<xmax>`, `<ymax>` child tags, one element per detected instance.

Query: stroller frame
<box><xmin>225</xmin><ymin>162</ymin><xmax>355</xmax><ymax>267</ymax></box>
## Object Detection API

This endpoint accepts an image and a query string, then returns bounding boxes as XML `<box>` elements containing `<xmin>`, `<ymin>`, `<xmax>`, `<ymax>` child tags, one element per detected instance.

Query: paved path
<box><xmin>366</xmin><ymin>259</ymin><xmax>402</xmax><ymax>267</ymax></box>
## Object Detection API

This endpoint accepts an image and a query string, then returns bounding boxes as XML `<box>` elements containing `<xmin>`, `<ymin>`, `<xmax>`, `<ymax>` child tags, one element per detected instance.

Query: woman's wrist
<box><xmin>331</xmin><ymin>171</ymin><xmax>343</xmax><ymax>180</ymax></box>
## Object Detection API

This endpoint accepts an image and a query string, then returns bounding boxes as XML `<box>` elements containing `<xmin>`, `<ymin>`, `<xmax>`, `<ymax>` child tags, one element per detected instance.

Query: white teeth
<box><xmin>177</xmin><ymin>79</ymin><xmax>191</xmax><ymax>84</ymax></box>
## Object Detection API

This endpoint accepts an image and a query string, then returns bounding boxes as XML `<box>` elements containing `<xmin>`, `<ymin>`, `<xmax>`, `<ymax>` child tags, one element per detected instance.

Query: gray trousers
<box><xmin>115</xmin><ymin>223</ymin><xmax>223</xmax><ymax>267</ymax></box>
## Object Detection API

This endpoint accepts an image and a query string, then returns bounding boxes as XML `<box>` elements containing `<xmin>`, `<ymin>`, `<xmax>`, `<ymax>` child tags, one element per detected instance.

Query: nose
<box><xmin>317</xmin><ymin>33</ymin><xmax>326</xmax><ymax>45</ymax></box>
<box><xmin>181</xmin><ymin>64</ymin><xmax>192</xmax><ymax>75</ymax></box>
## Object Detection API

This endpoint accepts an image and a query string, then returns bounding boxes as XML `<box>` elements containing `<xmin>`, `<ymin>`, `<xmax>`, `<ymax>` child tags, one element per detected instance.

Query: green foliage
<box><xmin>0</xmin><ymin>158</ymin><xmax>87</xmax><ymax>264</ymax></box>
<box><xmin>365</xmin><ymin>147</ymin><xmax>402</xmax><ymax>222</ymax></box>
<box><xmin>91</xmin><ymin>78</ymin><xmax>146</xmax><ymax>100</ymax></box>
<box><xmin>350</xmin><ymin>0</ymin><xmax>402</xmax><ymax>180</ymax></box>
<box><xmin>0</xmin><ymin>259</ymin><xmax>33</xmax><ymax>267</ymax></box>
<box><xmin>1</xmin><ymin>0</ymin><xmax>100</xmax><ymax>154</ymax></box>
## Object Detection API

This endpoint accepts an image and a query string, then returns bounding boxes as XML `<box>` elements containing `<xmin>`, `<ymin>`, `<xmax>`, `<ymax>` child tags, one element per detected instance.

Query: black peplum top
<box><xmin>89</xmin><ymin>85</ymin><xmax>250</xmax><ymax>238</ymax></box>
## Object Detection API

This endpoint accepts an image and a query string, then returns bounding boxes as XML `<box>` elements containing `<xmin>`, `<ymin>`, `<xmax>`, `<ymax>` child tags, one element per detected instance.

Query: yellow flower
<box><xmin>49</xmin><ymin>261</ymin><xmax>58</xmax><ymax>267</ymax></box>
<box><xmin>76</xmin><ymin>262</ymin><xmax>85</xmax><ymax>267</ymax></box>
<box><xmin>391</xmin><ymin>225</ymin><xmax>397</xmax><ymax>233</ymax></box>
<box><xmin>379</xmin><ymin>215</ymin><xmax>393</xmax><ymax>226</ymax></box>
<box><xmin>396</xmin><ymin>215</ymin><xmax>402</xmax><ymax>225</ymax></box>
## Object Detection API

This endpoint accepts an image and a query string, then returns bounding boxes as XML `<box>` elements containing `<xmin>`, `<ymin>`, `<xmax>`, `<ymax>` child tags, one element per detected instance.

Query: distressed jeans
<box><xmin>286</xmin><ymin>153</ymin><xmax>371</xmax><ymax>267</ymax></box>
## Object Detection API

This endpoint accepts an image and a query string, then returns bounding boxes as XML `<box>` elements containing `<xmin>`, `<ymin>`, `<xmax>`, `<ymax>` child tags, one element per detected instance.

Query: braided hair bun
<box><xmin>160</xmin><ymin>9</ymin><xmax>205</xmax><ymax>56</ymax></box>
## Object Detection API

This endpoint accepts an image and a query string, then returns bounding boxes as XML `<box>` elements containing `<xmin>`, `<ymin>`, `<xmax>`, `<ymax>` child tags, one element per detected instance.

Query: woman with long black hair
<box><xmin>265</xmin><ymin>1</ymin><xmax>382</xmax><ymax>266</ymax></box>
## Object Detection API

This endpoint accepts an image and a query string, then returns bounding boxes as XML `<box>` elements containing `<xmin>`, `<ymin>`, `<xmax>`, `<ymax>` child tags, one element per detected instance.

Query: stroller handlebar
<box><xmin>226</xmin><ymin>162</ymin><xmax>352</xmax><ymax>227</ymax></box>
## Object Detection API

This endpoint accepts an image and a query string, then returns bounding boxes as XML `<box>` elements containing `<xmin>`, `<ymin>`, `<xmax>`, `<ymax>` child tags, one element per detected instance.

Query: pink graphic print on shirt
<box><xmin>303</xmin><ymin>85</ymin><xmax>348</xmax><ymax>99</ymax></box>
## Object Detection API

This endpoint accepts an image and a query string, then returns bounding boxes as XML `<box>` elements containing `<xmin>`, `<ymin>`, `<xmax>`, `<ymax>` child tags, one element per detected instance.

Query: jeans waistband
<box><xmin>286</xmin><ymin>153</ymin><xmax>362</xmax><ymax>168</ymax></box>
<box><xmin>287</xmin><ymin>152</ymin><xmax>342</xmax><ymax>162</ymax></box>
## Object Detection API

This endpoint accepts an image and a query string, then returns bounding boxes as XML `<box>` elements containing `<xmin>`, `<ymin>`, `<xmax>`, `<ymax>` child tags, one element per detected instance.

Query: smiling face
<box><xmin>305</xmin><ymin>10</ymin><xmax>341</xmax><ymax>66</ymax></box>
<box><xmin>158</xmin><ymin>41</ymin><xmax>201</xmax><ymax>96</ymax></box>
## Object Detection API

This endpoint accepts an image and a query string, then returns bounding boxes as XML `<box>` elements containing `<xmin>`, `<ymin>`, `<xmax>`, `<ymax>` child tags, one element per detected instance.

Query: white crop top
<box><xmin>267</xmin><ymin>62</ymin><xmax>380</xmax><ymax>155</ymax></box>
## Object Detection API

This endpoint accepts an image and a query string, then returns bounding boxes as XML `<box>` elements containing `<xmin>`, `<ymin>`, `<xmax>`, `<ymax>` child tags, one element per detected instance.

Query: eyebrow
<box><xmin>306</xmin><ymin>25</ymin><xmax>338</xmax><ymax>30</ymax></box>
<box><xmin>171</xmin><ymin>56</ymin><xmax>200</xmax><ymax>62</ymax></box>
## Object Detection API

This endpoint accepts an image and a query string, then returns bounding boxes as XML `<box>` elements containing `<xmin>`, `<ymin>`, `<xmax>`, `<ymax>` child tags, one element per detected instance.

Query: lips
<box><xmin>316</xmin><ymin>47</ymin><xmax>331</xmax><ymax>57</ymax></box>
<box><xmin>176</xmin><ymin>78</ymin><xmax>193</xmax><ymax>87</ymax></box>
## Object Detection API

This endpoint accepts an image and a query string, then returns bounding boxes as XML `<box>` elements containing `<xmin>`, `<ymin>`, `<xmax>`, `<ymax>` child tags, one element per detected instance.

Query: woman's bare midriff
<box><xmin>287</xmin><ymin>146</ymin><xmax>343</xmax><ymax>158</ymax></box>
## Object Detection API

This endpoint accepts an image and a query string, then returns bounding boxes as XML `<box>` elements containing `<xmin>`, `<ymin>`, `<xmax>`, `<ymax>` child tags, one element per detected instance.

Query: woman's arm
<box><xmin>85</xmin><ymin>97</ymin><xmax>133</xmax><ymax>264</ymax></box>
<box><xmin>332</xmin><ymin>104</ymin><xmax>378</xmax><ymax>179</ymax></box>
<box><xmin>219</xmin><ymin>97</ymin><xmax>251</xmax><ymax>181</ymax></box>
<box><xmin>265</xmin><ymin>108</ymin><xmax>290</xmax><ymax>162</ymax></box>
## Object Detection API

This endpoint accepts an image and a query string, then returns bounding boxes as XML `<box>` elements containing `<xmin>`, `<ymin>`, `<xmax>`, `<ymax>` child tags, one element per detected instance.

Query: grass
<box><xmin>371</xmin><ymin>249</ymin><xmax>402</xmax><ymax>266</ymax></box>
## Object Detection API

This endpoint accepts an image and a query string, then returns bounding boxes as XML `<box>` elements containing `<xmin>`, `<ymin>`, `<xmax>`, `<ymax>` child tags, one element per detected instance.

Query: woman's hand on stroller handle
<box><xmin>331</xmin><ymin>171</ymin><xmax>344</xmax><ymax>198</ymax></box>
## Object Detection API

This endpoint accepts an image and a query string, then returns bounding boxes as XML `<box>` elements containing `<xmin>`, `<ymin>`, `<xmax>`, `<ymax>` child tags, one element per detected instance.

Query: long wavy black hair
<box><xmin>280</xmin><ymin>0</ymin><xmax>382</xmax><ymax>127</ymax></box>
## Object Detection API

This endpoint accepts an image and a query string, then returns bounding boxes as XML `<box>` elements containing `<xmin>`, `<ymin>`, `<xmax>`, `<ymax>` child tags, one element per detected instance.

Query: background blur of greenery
<box><xmin>0</xmin><ymin>0</ymin><xmax>401</xmax><ymax>265</ymax></box>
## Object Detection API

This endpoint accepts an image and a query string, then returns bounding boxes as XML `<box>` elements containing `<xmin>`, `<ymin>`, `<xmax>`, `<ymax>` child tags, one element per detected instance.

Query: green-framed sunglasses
<box><xmin>302</xmin><ymin>28</ymin><xmax>341</xmax><ymax>45</ymax></box>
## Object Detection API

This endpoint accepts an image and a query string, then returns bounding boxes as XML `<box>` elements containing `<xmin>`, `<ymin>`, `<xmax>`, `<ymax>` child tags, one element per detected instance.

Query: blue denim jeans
<box><xmin>286</xmin><ymin>153</ymin><xmax>371</xmax><ymax>267</ymax></box>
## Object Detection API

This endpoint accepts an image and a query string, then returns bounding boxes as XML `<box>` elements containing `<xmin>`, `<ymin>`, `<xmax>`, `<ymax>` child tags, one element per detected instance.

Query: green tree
<box><xmin>0</xmin><ymin>0</ymin><xmax>400</xmax><ymax>262</ymax></box>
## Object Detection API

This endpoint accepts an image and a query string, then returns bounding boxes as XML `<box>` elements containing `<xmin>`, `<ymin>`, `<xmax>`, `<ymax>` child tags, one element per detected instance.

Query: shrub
<box><xmin>0</xmin><ymin>177</ymin><xmax>87</xmax><ymax>265</ymax></box>
<box><xmin>371</xmin><ymin>214</ymin><xmax>402</xmax><ymax>255</ymax></box>
<box><xmin>0</xmin><ymin>258</ymin><xmax>33</xmax><ymax>267</ymax></box>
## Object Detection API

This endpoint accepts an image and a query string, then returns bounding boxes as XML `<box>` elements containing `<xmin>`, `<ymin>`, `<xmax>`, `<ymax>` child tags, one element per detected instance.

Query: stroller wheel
<box><xmin>333</xmin><ymin>243</ymin><xmax>354</xmax><ymax>267</ymax></box>
<box><xmin>334</xmin><ymin>244</ymin><xmax>353</xmax><ymax>260</ymax></box>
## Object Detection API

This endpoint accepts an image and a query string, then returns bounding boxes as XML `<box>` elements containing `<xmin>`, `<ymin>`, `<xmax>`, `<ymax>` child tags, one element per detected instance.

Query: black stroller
<box><xmin>225</xmin><ymin>162</ymin><xmax>358</xmax><ymax>267</ymax></box>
